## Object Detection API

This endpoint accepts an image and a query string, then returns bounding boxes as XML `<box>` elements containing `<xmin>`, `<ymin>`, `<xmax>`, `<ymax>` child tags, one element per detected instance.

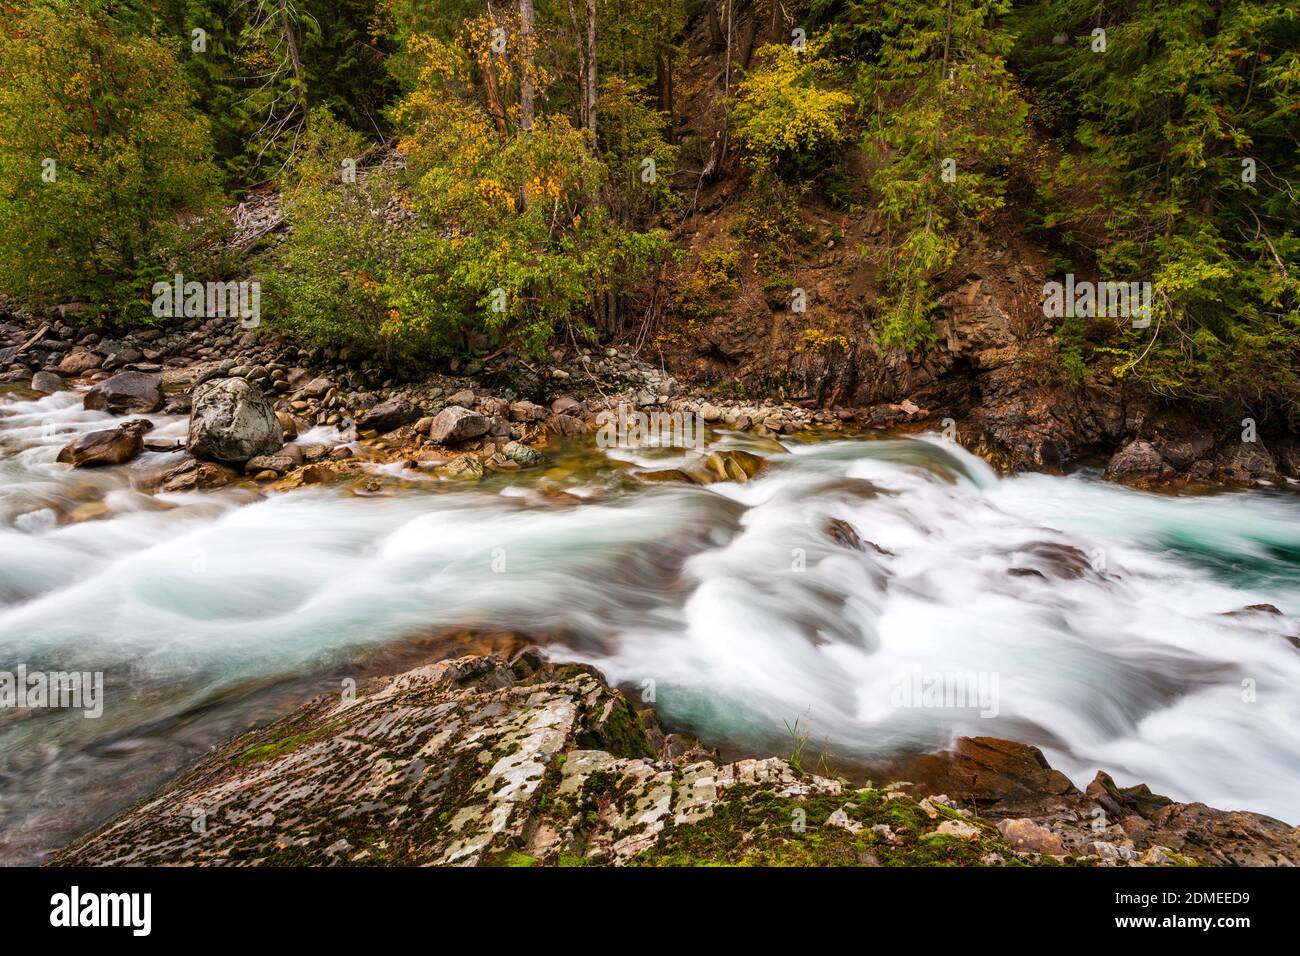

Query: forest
<box><xmin>0</xmin><ymin>0</ymin><xmax>1297</xmax><ymax>412</ymax></box>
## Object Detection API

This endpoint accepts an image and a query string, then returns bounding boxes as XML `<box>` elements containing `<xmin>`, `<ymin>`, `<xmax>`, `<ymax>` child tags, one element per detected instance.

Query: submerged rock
<box><xmin>56</xmin><ymin>419</ymin><xmax>153</xmax><ymax>468</ymax></box>
<box><xmin>158</xmin><ymin>457</ymin><xmax>239</xmax><ymax>492</ymax></box>
<box><xmin>435</xmin><ymin>455</ymin><xmax>484</xmax><ymax>480</ymax></box>
<box><xmin>636</xmin><ymin>449</ymin><xmax>768</xmax><ymax>487</ymax></box>
<box><xmin>503</xmin><ymin>440</ymin><xmax>547</xmax><ymax>468</ymax></box>
<box><xmin>188</xmin><ymin>377</ymin><xmax>282</xmax><ymax>464</ymax></box>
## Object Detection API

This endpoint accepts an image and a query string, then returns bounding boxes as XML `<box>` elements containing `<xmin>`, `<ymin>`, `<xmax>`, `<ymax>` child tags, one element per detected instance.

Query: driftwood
<box><xmin>0</xmin><ymin>323</ymin><xmax>48</xmax><ymax>364</ymax></box>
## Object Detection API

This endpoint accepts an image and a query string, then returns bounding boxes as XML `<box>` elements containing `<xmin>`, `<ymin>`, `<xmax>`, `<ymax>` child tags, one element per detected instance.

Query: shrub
<box><xmin>0</xmin><ymin>2</ymin><xmax>225</xmax><ymax>322</ymax></box>
<box><xmin>732</xmin><ymin>41</ymin><xmax>854</xmax><ymax>180</ymax></box>
<box><xmin>264</xmin><ymin>110</ymin><xmax>413</xmax><ymax>356</ymax></box>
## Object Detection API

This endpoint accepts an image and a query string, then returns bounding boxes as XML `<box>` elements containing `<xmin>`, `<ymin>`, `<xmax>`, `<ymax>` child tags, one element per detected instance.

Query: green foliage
<box><xmin>400</xmin><ymin>106</ymin><xmax>666</xmax><ymax>355</ymax></box>
<box><xmin>735</xmin><ymin>179</ymin><xmax>816</xmax><ymax>282</ymax></box>
<box><xmin>99</xmin><ymin>0</ymin><xmax>395</xmax><ymax>187</ymax></box>
<box><xmin>1057</xmin><ymin>312</ymin><xmax>1087</xmax><ymax>386</ymax></box>
<box><xmin>860</xmin><ymin>0</ymin><xmax>1028</xmax><ymax>351</ymax></box>
<box><xmin>676</xmin><ymin>246</ymin><xmax>741</xmax><ymax>320</ymax></box>
<box><xmin>264</xmin><ymin>110</ymin><xmax>406</xmax><ymax>354</ymax></box>
<box><xmin>0</xmin><ymin>1</ymin><xmax>225</xmax><ymax>322</ymax></box>
<box><xmin>271</xmin><ymin>21</ymin><xmax>671</xmax><ymax>361</ymax></box>
<box><xmin>597</xmin><ymin>76</ymin><xmax>680</xmax><ymax>226</ymax></box>
<box><xmin>1011</xmin><ymin>0</ymin><xmax>1300</xmax><ymax>416</ymax></box>
<box><xmin>732</xmin><ymin>40</ymin><xmax>855</xmax><ymax>180</ymax></box>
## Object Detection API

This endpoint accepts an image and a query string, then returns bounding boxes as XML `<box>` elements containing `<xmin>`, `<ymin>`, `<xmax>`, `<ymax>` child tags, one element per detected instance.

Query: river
<box><xmin>2</xmin><ymin>385</ymin><xmax>1299</xmax><ymax>863</ymax></box>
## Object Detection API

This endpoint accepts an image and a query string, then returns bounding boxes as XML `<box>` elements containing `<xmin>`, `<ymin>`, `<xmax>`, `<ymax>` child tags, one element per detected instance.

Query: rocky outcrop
<box><xmin>83</xmin><ymin>370</ymin><xmax>164</xmax><ymax>415</ymax></box>
<box><xmin>899</xmin><ymin>736</ymin><xmax>1300</xmax><ymax>866</ymax></box>
<box><xmin>55</xmin><ymin>419</ymin><xmax>153</xmax><ymax>468</ymax></box>
<box><xmin>188</xmin><ymin>377</ymin><xmax>282</xmax><ymax>464</ymax></box>
<box><xmin>48</xmin><ymin>653</ymin><xmax>1299</xmax><ymax>867</ymax></box>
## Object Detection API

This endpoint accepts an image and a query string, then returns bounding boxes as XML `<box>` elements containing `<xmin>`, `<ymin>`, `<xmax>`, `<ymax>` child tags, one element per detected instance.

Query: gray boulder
<box><xmin>428</xmin><ymin>405</ymin><xmax>491</xmax><ymax>444</ymax></box>
<box><xmin>356</xmin><ymin>398</ymin><xmax>420</xmax><ymax>433</ymax></box>
<box><xmin>188</xmin><ymin>377</ymin><xmax>282</xmax><ymax>463</ymax></box>
<box><xmin>31</xmin><ymin>370</ymin><xmax>65</xmax><ymax>393</ymax></box>
<box><xmin>83</xmin><ymin>371</ymin><xmax>164</xmax><ymax>414</ymax></box>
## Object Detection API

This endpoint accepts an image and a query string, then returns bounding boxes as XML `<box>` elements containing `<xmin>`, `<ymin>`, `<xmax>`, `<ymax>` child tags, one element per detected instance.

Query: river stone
<box><xmin>297</xmin><ymin>377</ymin><xmax>332</xmax><ymax>399</ymax></box>
<box><xmin>435</xmin><ymin>455</ymin><xmax>484</xmax><ymax>480</ymax></box>
<box><xmin>1215</xmin><ymin>440</ymin><xmax>1277</xmax><ymax>481</ymax></box>
<box><xmin>428</xmin><ymin>405</ymin><xmax>490</xmax><ymax>444</ymax></box>
<box><xmin>57</xmin><ymin>350</ymin><xmax>102</xmax><ymax>375</ymax></box>
<box><xmin>83</xmin><ymin>371</ymin><xmax>164</xmax><ymax>414</ymax></box>
<box><xmin>31</xmin><ymin>370</ymin><xmax>65</xmax><ymax>393</ymax></box>
<box><xmin>997</xmin><ymin>818</ymin><xmax>1066</xmax><ymax>855</ymax></box>
<box><xmin>357</xmin><ymin>398</ymin><xmax>420</xmax><ymax>433</ymax></box>
<box><xmin>188</xmin><ymin>377</ymin><xmax>282</xmax><ymax>464</ymax></box>
<box><xmin>551</xmin><ymin>395</ymin><xmax>580</xmax><ymax>415</ymax></box>
<box><xmin>44</xmin><ymin>648</ymin><xmax>1300</xmax><ymax>868</ymax></box>
<box><xmin>56</xmin><ymin>419</ymin><xmax>153</xmax><ymax>468</ymax></box>
<box><xmin>243</xmin><ymin>454</ymin><xmax>298</xmax><ymax>475</ymax></box>
<box><xmin>503</xmin><ymin>441</ymin><xmax>547</xmax><ymax>468</ymax></box>
<box><xmin>508</xmin><ymin>400</ymin><xmax>546</xmax><ymax>422</ymax></box>
<box><xmin>1104</xmin><ymin>440</ymin><xmax>1170</xmax><ymax>482</ymax></box>
<box><xmin>158</xmin><ymin>457</ymin><xmax>239</xmax><ymax>492</ymax></box>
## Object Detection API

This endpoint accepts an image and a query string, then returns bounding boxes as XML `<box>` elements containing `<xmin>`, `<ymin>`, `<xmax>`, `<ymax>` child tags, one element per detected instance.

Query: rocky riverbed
<box><xmin>4</xmin><ymin>312</ymin><xmax>1297</xmax><ymax>495</ymax></box>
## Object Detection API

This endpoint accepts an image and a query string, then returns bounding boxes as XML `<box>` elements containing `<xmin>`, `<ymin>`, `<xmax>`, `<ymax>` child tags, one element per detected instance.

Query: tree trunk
<box><xmin>656</xmin><ymin>47</ymin><xmax>674</xmax><ymax>140</ymax></box>
<box><xmin>519</xmin><ymin>0</ymin><xmax>536</xmax><ymax>136</ymax></box>
<box><xmin>277</xmin><ymin>0</ymin><xmax>306</xmax><ymax>119</ymax></box>
<box><xmin>568</xmin><ymin>0</ymin><xmax>589</xmax><ymax>131</ymax></box>
<box><xmin>739</xmin><ymin>2</ymin><xmax>760</xmax><ymax>70</ymax></box>
<box><xmin>585</xmin><ymin>0</ymin><xmax>597</xmax><ymax>141</ymax></box>
<box><xmin>707</xmin><ymin>2</ymin><xmax>725</xmax><ymax>51</ymax></box>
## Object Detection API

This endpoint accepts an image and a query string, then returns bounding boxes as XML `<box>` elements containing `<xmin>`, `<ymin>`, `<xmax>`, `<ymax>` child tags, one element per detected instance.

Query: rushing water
<box><xmin>2</xmin><ymin>386</ymin><xmax>1300</xmax><ymax>863</ymax></box>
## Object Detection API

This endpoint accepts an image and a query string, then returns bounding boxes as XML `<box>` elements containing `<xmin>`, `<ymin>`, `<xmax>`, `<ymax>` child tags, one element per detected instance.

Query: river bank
<box><xmin>2</xmin><ymin>313</ymin><xmax>1300</xmax><ymax>865</ymax></box>
<box><xmin>47</xmin><ymin>651</ymin><xmax>1300</xmax><ymax>867</ymax></box>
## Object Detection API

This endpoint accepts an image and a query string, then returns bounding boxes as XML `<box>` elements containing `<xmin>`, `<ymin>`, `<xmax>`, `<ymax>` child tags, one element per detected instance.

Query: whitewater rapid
<box><xmin>2</xmin><ymin>387</ymin><xmax>1299</xmax><ymax>861</ymax></box>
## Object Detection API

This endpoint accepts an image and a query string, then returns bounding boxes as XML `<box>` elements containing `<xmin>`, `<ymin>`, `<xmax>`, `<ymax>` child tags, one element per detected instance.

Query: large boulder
<box><xmin>188</xmin><ymin>377</ymin><xmax>282</xmax><ymax>464</ymax></box>
<box><xmin>56</xmin><ymin>419</ymin><xmax>153</xmax><ymax>468</ymax></box>
<box><xmin>83</xmin><ymin>371</ymin><xmax>164</xmax><ymax>415</ymax></box>
<box><xmin>356</xmin><ymin>398</ymin><xmax>420</xmax><ymax>433</ymax></box>
<box><xmin>428</xmin><ymin>405</ymin><xmax>491</xmax><ymax>444</ymax></box>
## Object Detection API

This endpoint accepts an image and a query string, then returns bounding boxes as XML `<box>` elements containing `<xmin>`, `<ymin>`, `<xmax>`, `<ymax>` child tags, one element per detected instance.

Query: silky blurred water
<box><xmin>2</xmin><ymin>386</ymin><xmax>1299</xmax><ymax>863</ymax></box>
